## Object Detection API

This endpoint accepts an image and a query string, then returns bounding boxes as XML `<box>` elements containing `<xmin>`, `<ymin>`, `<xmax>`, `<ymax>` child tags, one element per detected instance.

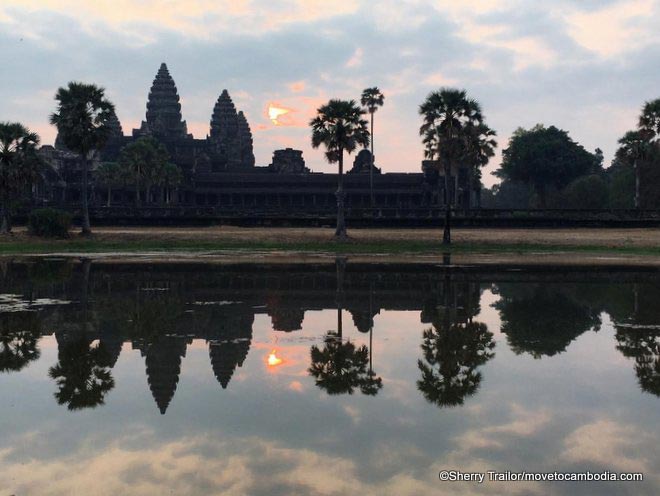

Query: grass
<box><xmin>2</xmin><ymin>236</ymin><xmax>660</xmax><ymax>257</ymax></box>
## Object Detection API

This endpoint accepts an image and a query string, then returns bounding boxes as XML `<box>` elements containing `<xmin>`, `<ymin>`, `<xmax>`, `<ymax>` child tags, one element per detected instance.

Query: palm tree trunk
<box><xmin>634</xmin><ymin>159</ymin><xmax>640</xmax><ymax>209</ymax></box>
<box><xmin>0</xmin><ymin>196</ymin><xmax>10</xmax><ymax>235</ymax></box>
<box><xmin>335</xmin><ymin>150</ymin><xmax>347</xmax><ymax>239</ymax></box>
<box><xmin>538</xmin><ymin>187</ymin><xmax>547</xmax><ymax>209</ymax></box>
<box><xmin>135</xmin><ymin>171</ymin><xmax>141</xmax><ymax>208</ymax></box>
<box><xmin>370</xmin><ymin>112</ymin><xmax>374</xmax><ymax>208</ymax></box>
<box><xmin>336</xmin><ymin>256</ymin><xmax>346</xmax><ymax>339</ymax></box>
<box><xmin>80</xmin><ymin>153</ymin><xmax>92</xmax><ymax>236</ymax></box>
<box><xmin>443</xmin><ymin>162</ymin><xmax>451</xmax><ymax>245</ymax></box>
<box><xmin>368</xmin><ymin>280</ymin><xmax>374</xmax><ymax>374</ymax></box>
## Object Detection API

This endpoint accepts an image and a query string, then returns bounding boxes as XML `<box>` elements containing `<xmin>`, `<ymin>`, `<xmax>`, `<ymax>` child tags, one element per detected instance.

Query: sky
<box><xmin>0</xmin><ymin>0</ymin><xmax>659</xmax><ymax>187</ymax></box>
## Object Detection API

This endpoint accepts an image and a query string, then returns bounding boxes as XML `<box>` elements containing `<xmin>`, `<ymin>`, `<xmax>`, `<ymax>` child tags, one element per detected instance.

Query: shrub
<box><xmin>28</xmin><ymin>208</ymin><xmax>72</xmax><ymax>238</ymax></box>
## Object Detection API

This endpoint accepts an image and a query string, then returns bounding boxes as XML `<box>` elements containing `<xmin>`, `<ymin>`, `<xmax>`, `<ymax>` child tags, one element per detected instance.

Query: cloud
<box><xmin>345</xmin><ymin>47</ymin><xmax>364</xmax><ymax>68</ymax></box>
<box><xmin>566</xmin><ymin>0</ymin><xmax>660</xmax><ymax>57</ymax></box>
<box><xmin>0</xmin><ymin>0</ymin><xmax>659</xmax><ymax>186</ymax></box>
<box><xmin>0</xmin><ymin>433</ymin><xmax>442</xmax><ymax>496</ymax></box>
<box><xmin>0</xmin><ymin>1</ymin><xmax>361</xmax><ymax>41</ymax></box>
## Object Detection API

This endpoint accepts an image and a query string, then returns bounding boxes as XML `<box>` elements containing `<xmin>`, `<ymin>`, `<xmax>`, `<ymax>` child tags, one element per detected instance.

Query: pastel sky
<box><xmin>1</xmin><ymin>0</ymin><xmax>659</xmax><ymax>186</ymax></box>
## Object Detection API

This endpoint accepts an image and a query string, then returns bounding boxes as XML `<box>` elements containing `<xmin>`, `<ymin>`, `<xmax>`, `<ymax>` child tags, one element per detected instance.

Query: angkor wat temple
<box><xmin>36</xmin><ymin>63</ymin><xmax>481</xmax><ymax>215</ymax></box>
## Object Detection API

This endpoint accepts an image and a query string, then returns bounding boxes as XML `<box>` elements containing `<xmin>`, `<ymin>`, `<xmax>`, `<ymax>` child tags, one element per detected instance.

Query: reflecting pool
<box><xmin>0</xmin><ymin>259</ymin><xmax>658</xmax><ymax>495</ymax></box>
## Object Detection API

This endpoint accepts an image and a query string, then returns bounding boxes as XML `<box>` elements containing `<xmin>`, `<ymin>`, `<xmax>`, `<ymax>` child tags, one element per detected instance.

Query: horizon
<box><xmin>1</xmin><ymin>1</ymin><xmax>659</xmax><ymax>187</ymax></box>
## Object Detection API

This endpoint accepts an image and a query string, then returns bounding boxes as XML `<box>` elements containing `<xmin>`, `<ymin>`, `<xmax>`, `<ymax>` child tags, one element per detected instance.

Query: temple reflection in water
<box><xmin>1</xmin><ymin>259</ymin><xmax>659</xmax><ymax>414</ymax></box>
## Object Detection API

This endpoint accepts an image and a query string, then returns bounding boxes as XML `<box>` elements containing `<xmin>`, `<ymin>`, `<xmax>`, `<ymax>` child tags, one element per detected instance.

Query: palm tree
<box><xmin>419</xmin><ymin>89</ymin><xmax>493</xmax><ymax>245</ymax></box>
<box><xmin>118</xmin><ymin>137</ymin><xmax>171</xmax><ymax>207</ymax></box>
<box><xmin>617</xmin><ymin>131</ymin><xmax>651</xmax><ymax>209</ymax></box>
<box><xmin>311</xmin><ymin>99</ymin><xmax>370</xmax><ymax>239</ymax></box>
<box><xmin>0</xmin><ymin>122</ymin><xmax>41</xmax><ymax>234</ymax></box>
<box><xmin>161</xmin><ymin>162</ymin><xmax>183</xmax><ymax>204</ymax></box>
<box><xmin>360</xmin><ymin>87</ymin><xmax>385</xmax><ymax>207</ymax></box>
<box><xmin>621</xmin><ymin>98</ymin><xmax>660</xmax><ymax>209</ymax></box>
<box><xmin>95</xmin><ymin>162</ymin><xmax>125</xmax><ymax>207</ymax></box>
<box><xmin>639</xmin><ymin>98</ymin><xmax>660</xmax><ymax>138</ymax></box>
<box><xmin>50</xmin><ymin>82</ymin><xmax>115</xmax><ymax>235</ymax></box>
<box><xmin>463</xmin><ymin>122</ymin><xmax>497</xmax><ymax>208</ymax></box>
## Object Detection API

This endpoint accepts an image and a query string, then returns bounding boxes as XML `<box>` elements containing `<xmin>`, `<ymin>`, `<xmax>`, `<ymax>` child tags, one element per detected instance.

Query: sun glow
<box><xmin>267</xmin><ymin>350</ymin><xmax>283</xmax><ymax>366</ymax></box>
<box><xmin>267</xmin><ymin>104</ymin><xmax>291</xmax><ymax>125</ymax></box>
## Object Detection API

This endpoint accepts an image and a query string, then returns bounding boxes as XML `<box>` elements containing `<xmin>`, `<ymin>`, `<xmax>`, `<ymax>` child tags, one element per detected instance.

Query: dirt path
<box><xmin>47</xmin><ymin>226</ymin><xmax>660</xmax><ymax>248</ymax></box>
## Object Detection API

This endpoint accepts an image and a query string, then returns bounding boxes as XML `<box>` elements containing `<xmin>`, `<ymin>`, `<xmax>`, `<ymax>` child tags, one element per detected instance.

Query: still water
<box><xmin>0</xmin><ymin>259</ymin><xmax>658</xmax><ymax>495</ymax></box>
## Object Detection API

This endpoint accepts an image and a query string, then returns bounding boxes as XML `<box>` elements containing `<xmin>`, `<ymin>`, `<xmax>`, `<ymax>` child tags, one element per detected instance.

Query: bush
<box><xmin>28</xmin><ymin>209</ymin><xmax>72</xmax><ymax>238</ymax></box>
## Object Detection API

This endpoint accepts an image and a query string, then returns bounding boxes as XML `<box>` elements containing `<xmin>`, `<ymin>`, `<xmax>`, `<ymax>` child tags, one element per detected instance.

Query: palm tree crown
<box><xmin>639</xmin><ymin>98</ymin><xmax>660</xmax><ymax>138</ymax></box>
<box><xmin>419</xmin><ymin>89</ymin><xmax>487</xmax><ymax>163</ymax></box>
<box><xmin>50</xmin><ymin>82</ymin><xmax>115</xmax><ymax>156</ymax></box>
<box><xmin>361</xmin><ymin>87</ymin><xmax>384</xmax><ymax>114</ymax></box>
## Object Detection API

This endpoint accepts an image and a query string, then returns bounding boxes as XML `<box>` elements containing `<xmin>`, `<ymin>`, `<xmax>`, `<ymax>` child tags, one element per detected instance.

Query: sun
<box><xmin>267</xmin><ymin>103</ymin><xmax>291</xmax><ymax>125</ymax></box>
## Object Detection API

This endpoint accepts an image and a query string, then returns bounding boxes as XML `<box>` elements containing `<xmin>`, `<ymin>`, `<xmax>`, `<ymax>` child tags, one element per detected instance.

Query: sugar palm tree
<box><xmin>311</xmin><ymin>99</ymin><xmax>370</xmax><ymax>239</ymax></box>
<box><xmin>463</xmin><ymin>121</ymin><xmax>497</xmax><ymax>208</ymax></box>
<box><xmin>617</xmin><ymin>131</ymin><xmax>651</xmax><ymax>209</ymax></box>
<box><xmin>419</xmin><ymin>89</ymin><xmax>492</xmax><ymax>244</ymax></box>
<box><xmin>360</xmin><ymin>87</ymin><xmax>385</xmax><ymax>207</ymax></box>
<box><xmin>50</xmin><ymin>82</ymin><xmax>115</xmax><ymax>235</ymax></box>
<box><xmin>0</xmin><ymin>122</ymin><xmax>41</xmax><ymax>234</ymax></box>
<box><xmin>639</xmin><ymin>98</ymin><xmax>660</xmax><ymax>138</ymax></box>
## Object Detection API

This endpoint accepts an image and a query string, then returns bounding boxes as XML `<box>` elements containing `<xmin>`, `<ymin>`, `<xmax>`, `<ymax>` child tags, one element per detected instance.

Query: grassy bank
<box><xmin>1</xmin><ymin>226</ymin><xmax>660</xmax><ymax>258</ymax></box>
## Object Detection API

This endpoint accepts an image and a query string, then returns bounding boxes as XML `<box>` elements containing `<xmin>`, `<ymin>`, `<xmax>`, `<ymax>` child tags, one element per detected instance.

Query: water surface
<box><xmin>0</xmin><ymin>260</ymin><xmax>658</xmax><ymax>495</ymax></box>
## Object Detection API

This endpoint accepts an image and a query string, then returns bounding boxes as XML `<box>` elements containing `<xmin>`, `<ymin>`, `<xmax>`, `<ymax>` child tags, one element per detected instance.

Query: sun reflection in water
<box><xmin>267</xmin><ymin>349</ymin><xmax>283</xmax><ymax>367</ymax></box>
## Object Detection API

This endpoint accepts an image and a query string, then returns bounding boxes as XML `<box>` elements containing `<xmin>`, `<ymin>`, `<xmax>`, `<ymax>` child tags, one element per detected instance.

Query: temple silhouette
<box><xmin>35</xmin><ymin>63</ymin><xmax>481</xmax><ymax>213</ymax></box>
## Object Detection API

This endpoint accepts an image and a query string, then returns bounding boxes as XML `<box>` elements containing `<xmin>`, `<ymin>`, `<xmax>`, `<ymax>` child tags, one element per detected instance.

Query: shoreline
<box><xmin>1</xmin><ymin>226</ymin><xmax>660</xmax><ymax>266</ymax></box>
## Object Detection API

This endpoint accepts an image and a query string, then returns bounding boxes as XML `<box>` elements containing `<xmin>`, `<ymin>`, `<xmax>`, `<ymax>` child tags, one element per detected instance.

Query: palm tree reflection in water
<box><xmin>417</xmin><ymin>262</ymin><xmax>495</xmax><ymax>407</ymax></box>
<box><xmin>49</xmin><ymin>336</ymin><xmax>115</xmax><ymax>411</ymax></box>
<box><xmin>309</xmin><ymin>330</ymin><xmax>382</xmax><ymax>396</ymax></box>
<box><xmin>0</xmin><ymin>313</ymin><xmax>41</xmax><ymax>373</ymax></box>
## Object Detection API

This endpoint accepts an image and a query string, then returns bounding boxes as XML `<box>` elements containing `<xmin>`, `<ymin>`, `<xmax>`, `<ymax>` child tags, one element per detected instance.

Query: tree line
<box><xmin>311</xmin><ymin>89</ymin><xmax>660</xmax><ymax>242</ymax></box>
<box><xmin>97</xmin><ymin>137</ymin><xmax>182</xmax><ymax>208</ymax></box>
<box><xmin>1</xmin><ymin>82</ymin><xmax>183</xmax><ymax>235</ymax></box>
<box><xmin>484</xmin><ymin>102</ymin><xmax>660</xmax><ymax>210</ymax></box>
<box><xmin>1</xmin><ymin>78</ymin><xmax>659</xmax><ymax>239</ymax></box>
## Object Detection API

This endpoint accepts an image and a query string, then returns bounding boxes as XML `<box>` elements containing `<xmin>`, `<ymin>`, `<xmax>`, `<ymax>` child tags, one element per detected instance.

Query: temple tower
<box><xmin>106</xmin><ymin>110</ymin><xmax>124</xmax><ymax>138</ymax></box>
<box><xmin>136</xmin><ymin>63</ymin><xmax>190</xmax><ymax>140</ymax></box>
<box><xmin>237</xmin><ymin>111</ymin><xmax>255</xmax><ymax>168</ymax></box>
<box><xmin>209</xmin><ymin>339</ymin><xmax>251</xmax><ymax>389</ymax></box>
<box><xmin>143</xmin><ymin>336</ymin><xmax>188</xmax><ymax>414</ymax></box>
<box><xmin>209</xmin><ymin>90</ymin><xmax>254</xmax><ymax>169</ymax></box>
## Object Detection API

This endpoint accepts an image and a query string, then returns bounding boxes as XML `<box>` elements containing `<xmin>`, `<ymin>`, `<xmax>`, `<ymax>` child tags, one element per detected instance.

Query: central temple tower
<box><xmin>134</xmin><ymin>63</ymin><xmax>191</xmax><ymax>141</ymax></box>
